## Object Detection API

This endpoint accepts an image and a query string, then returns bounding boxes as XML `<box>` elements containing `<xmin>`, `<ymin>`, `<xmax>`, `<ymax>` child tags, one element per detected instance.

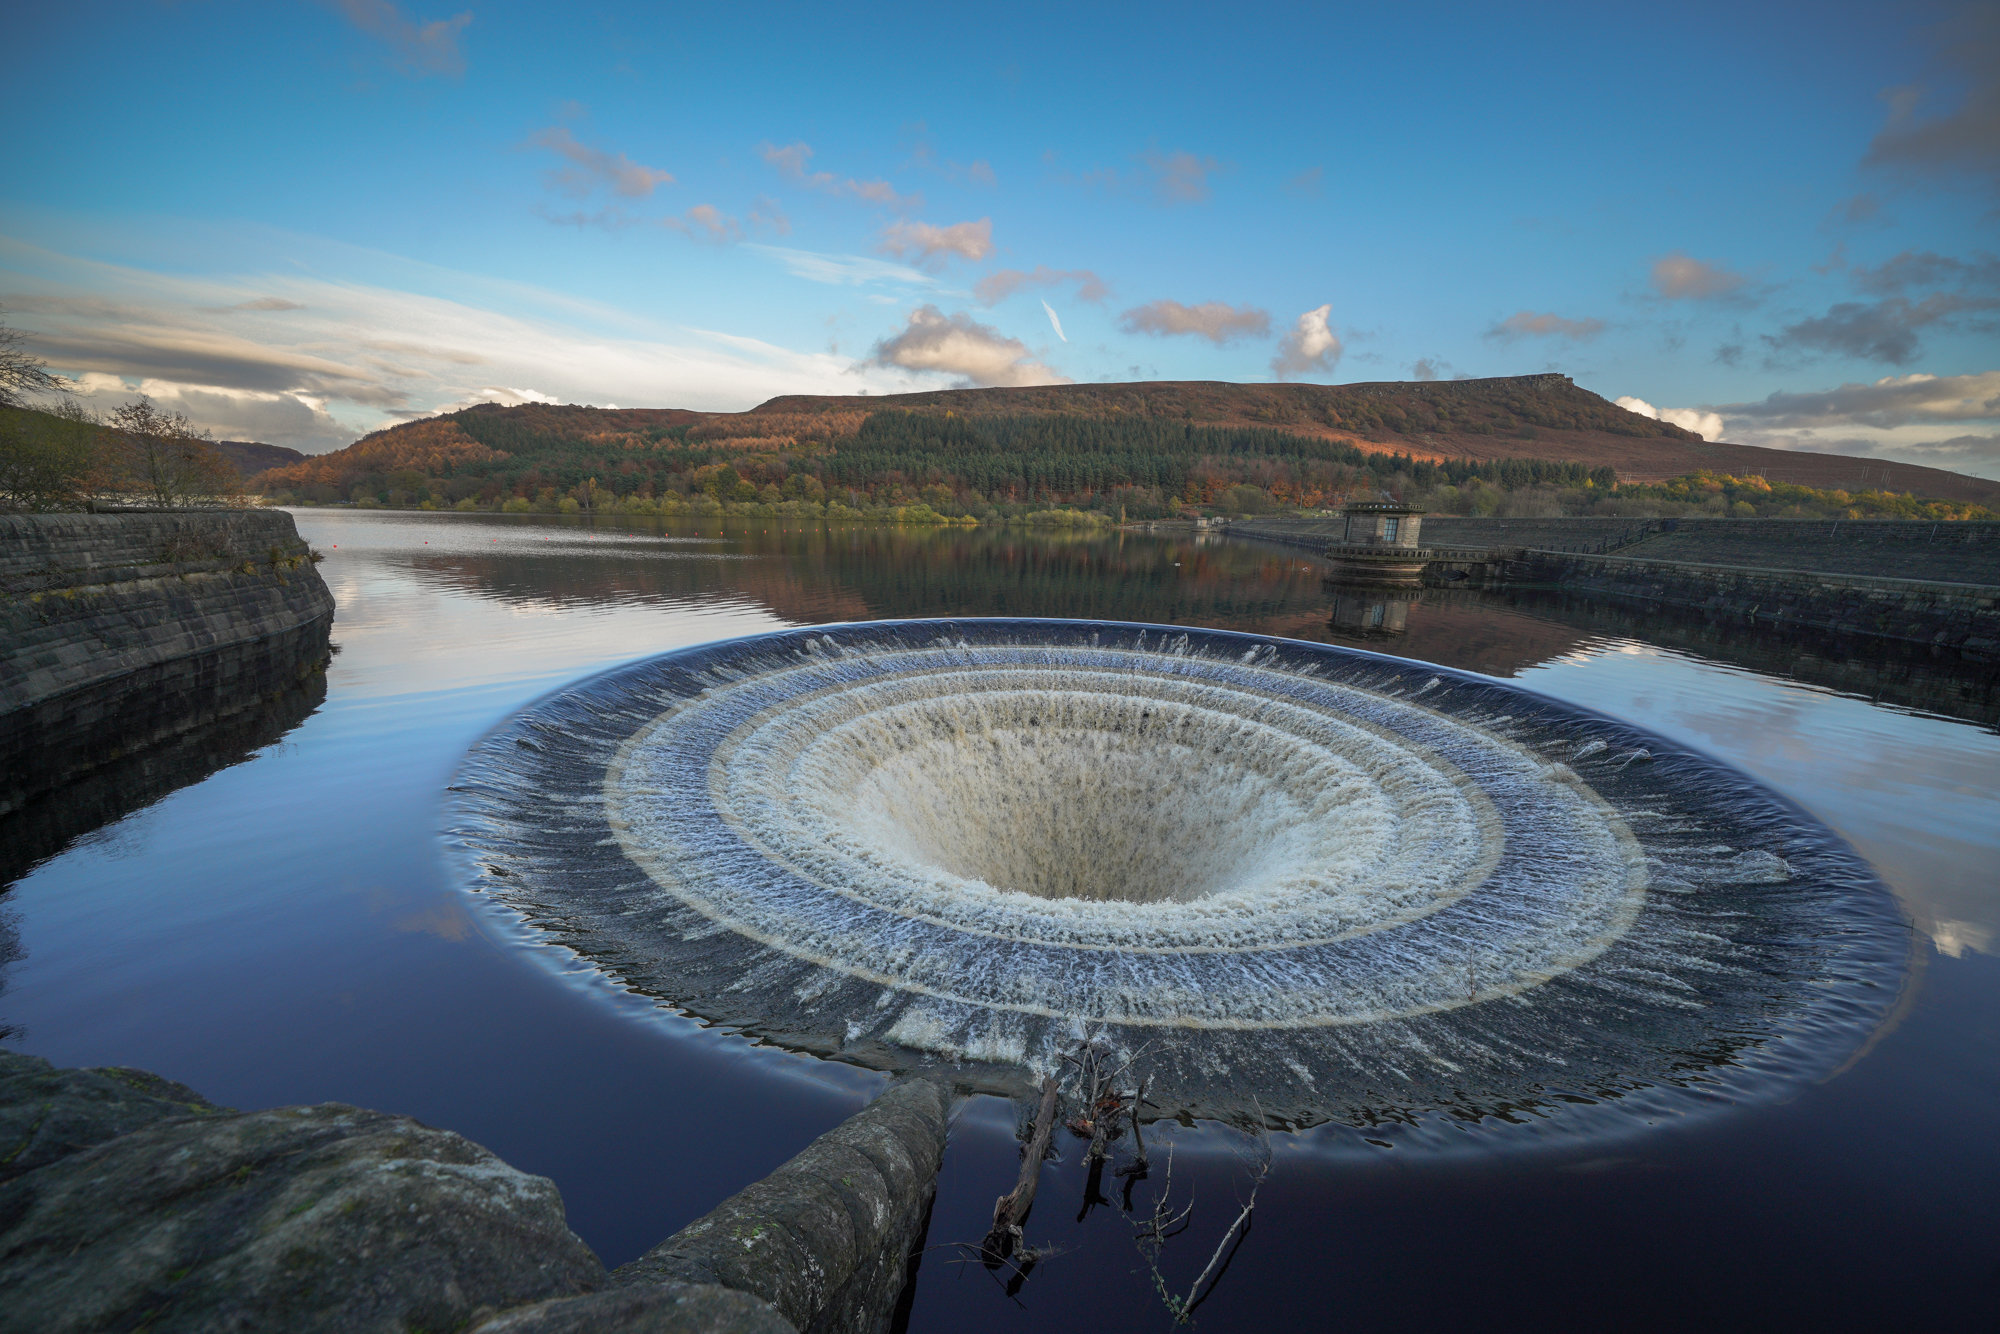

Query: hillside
<box><xmin>213</xmin><ymin>440</ymin><xmax>304</xmax><ymax>478</ymax></box>
<box><xmin>748</xmin><ymin>376</ymin><xmax>2000</xmax><ymax>504</ymax></box>
<box><xmin>247</xmin><ymin>375</ymin><xmax>2000</xmax><ymax>516</ymax></box>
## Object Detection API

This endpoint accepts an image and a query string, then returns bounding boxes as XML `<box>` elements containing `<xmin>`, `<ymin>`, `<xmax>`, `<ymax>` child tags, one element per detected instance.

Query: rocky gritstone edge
<box><xmin>445</xmin><ymin>618</ymin><xmax>1908</xmax><ymax>1146</ymax></box>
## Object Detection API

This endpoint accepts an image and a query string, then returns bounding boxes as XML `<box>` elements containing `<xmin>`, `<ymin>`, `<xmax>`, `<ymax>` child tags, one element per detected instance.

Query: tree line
<box><xmin>266</xmin><ymin>403</ymin><xmax>1618</xmax><ymax>520</ymax></box>
<box><xmin>0</xmin><ymin>400</ymin><xmax>241</xmax><ymax>511</ymax></box>
<box><xmin>0</xmin><ymin>307</ymin><xmax>241</xmax><ymax>512</ymax></box>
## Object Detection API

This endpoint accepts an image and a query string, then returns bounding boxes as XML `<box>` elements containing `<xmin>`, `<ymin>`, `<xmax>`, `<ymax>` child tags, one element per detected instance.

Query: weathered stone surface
<box><xmin>0</xmin><ymin>1056</ymin><xmax>952</xmax><ymax>1334</ymax></box>
<box><xmin>0</xmin><ymin>1049</ymin><xmax>223</xmax><ymax>1185</ymax></box>
<box><xmin>0</xmin><ymin>1098</ymin><xmax>606</xmax><ymax>1333</ymax></box>
<box><xmin>0</xmin><ymin>509</ymin><xmax>335</xmax><ymax>816</ymax></box>
<box><xmin>470</xmin><ymin>1283</ymin><xmax>798</xmax><ymax>1333</ymax></box>
<box><xmin>614</xmin><ymin>1078</ymin><xmax>952</xmax><ymax>1334</ymax></box>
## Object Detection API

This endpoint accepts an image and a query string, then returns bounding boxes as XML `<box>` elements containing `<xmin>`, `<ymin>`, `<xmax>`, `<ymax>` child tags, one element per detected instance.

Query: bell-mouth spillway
<box><xmin>446</xmin><ymin>619</ymin><xmax>1905</xmax><ymax>1143</ymax></box>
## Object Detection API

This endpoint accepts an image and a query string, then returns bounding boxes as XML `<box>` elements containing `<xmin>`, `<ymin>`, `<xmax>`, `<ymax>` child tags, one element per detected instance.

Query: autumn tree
<box><xmin>104</xmin><ymin>399</ymin><xmax>238</xmax><ymax>507</ymax></box>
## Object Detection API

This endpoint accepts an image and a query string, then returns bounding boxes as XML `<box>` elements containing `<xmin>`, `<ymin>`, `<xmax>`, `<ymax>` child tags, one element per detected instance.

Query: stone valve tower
<box><xmin>1323</xmin><ymin>497</ymin><xmax>1430</xmax><ymax>585</ymax></box>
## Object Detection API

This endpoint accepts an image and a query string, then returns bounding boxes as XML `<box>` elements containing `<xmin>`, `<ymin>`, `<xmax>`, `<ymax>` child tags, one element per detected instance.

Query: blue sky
<box><xmin>3</xmin><ymin>0</ymin><xmax>1996</xmax><ymax>474</ymax></box>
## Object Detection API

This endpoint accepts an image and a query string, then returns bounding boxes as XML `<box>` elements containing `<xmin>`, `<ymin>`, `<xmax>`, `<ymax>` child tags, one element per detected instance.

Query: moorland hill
<box><xmin>243</xmin><ymin>375</ymin><xmax>2000</xmax><ymax>516</ymax></box>
<box><xmin>749</xmin><ymin>375</ymin><xmax>1994</xmax><ymax>501</ymax></box>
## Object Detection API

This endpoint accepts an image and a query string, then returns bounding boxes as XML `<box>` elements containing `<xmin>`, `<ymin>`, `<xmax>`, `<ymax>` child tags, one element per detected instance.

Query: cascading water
<box><xmin>447</xmin><ymin>619</ymin><xmax>1904</xmax><ymax>1142</ymax></box>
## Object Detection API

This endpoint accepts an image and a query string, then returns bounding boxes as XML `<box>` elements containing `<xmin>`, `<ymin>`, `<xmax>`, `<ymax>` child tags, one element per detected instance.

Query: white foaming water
<box><xmin>607</xmin><ymin>650</ymin><xmax>1638</xmax><ymax>1024</ymax></box>
<box><xmin>454</xmin><ymin>621</ymin><xmax>1904</xmax><ymax>1135</ymax></box>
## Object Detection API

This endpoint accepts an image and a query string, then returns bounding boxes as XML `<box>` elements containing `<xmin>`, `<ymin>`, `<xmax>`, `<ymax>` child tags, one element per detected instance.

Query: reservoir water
<box><xmin>3</xmin><ymin>509</ymin><xmax>1996</xmax><ymax>1328</ymax></box>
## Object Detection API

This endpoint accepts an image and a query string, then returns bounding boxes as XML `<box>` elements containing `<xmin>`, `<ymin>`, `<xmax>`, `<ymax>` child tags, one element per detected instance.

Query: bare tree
<box><xmin>0</xmin><ymin>305</ymin><xmax>69</xmax><ymax>408</ymax></box>
<box><xmin>104</xmin><ymin>398</ymin><xmax>238</xmax><ymax>508</ymax></box>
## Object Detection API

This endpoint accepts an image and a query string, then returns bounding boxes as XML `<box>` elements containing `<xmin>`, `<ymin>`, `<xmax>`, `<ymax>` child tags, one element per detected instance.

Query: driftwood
<box><xmin>981</xmin><ymin>1075</ymin><xmax>1061</xmax><ymax>1263</ymax></box>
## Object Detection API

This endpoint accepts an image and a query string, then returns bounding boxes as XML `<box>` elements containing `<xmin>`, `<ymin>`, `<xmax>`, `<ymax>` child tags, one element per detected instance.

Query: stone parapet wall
<box><xmin>611</xmin><ymin>1077</ymin><xmax>951</xmax><ymax>1334</ymax></box>
<box><xmin>1515</xmin><ymin>551</ymin><xmax>2000</xmax><ymax>660</ymax></box>
<box><xmin>1240</xmin><ymin>517</ymin><xmax>2000</xmax><ymax>581</ymax></box>
<box><xmin>1421</xmin><ymin>516</ymin><xmax>1666</xmax><ymax>551</ymax></box>
<box><xmin>1618</xmin><ymin>518</ymin><xmax>2000</xmax><ymax>584</ymax></box>
<box><xmin>0</xmin><ymin>509</ymin><xmax>335</xmax><ymax>815</ymax></box>
<box><xmin>0</xmin><ymin>509</ymin><xmax>316</xmax><ymax>594</ymax></box>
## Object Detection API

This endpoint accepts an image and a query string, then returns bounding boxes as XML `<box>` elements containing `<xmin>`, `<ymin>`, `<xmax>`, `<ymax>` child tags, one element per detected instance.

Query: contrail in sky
<box><xmin>1041</xmin><ymin>299</ymin><xmax>1067</xmax><ymax>342</ymax></box>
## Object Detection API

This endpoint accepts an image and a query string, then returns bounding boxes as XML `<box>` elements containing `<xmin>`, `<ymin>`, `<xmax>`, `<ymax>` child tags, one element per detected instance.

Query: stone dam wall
<box><xmin>1228</xmin><ymin>517</ymin><xmax>2000</xmax><ymax>658</ymax></box>
<box><xmin>1504</xmin><ymin>551</ymin><xmax>2000</xmax><ymax>660</ymax></box>
<box><xmin>0</xmin><ymin>1049</ymin><xmax>952</xmax><ymax>1334</ymax></box>
<box><xmin>0</xmin><ymin>509</ymin><xmax>336</xmax><ymax>817</ymax></box>
<box><xmin>1235</xmin><ymin>516</ymin><xmax>2000</xmax><ymax>581</ymax></box>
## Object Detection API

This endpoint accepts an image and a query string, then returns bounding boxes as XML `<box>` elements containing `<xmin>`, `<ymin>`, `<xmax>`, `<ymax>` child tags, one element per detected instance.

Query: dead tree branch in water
<box><xmin>933</xmin><ymin>1240</ymin><xmax>1066</xmax><ymax>1306</ymax></box>
<box><xmin>1134</xmin><ymin>1130</ymin><xmax>1273</xmax><ymax>1324</ymax></box>
<box><xmin>1062</xmin><ymin>1032</ymin><xmax>1151</xmax><ymax>1161</ymax></box>
<box><xmin>981</xmin><ymin>1074</ymin><xmax>1061</xmax><ymax>1263</ymax></box>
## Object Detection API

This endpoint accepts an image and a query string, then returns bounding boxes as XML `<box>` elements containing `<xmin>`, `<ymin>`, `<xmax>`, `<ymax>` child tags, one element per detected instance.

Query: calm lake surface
<box><xmin>5</xmin><ymin>508</ymin><xmax>1997</xmax><ymax>1328</ymax></box>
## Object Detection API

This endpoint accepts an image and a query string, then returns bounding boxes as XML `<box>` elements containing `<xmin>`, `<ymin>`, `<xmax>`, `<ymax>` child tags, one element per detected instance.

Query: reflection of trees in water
<box><xmin>404</xmin><ymin>519</ymin><xmax>1995</xmax><ymax>729</ymax></box>
<box><xmin>407</xmin><ymin>524</ymin><xmax>1338</xmax><ymax>630</ymax></box>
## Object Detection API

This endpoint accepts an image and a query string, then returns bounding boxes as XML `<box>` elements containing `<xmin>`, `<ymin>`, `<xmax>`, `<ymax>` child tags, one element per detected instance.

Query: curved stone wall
<box><xmin>0</xmin><ymin>509</ymin><xmax>335</xmax><ymax>817</ymax></box>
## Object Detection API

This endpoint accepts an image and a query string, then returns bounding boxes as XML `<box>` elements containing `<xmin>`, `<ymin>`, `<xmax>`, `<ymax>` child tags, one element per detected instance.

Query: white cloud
<box><xmin>758</xmin><ymin>141</ymin><xmax>921</xmax><ymax>211</ymax></box>
<box><xmin>1272</xmin><ymin>304</ymin><xmax>1341</xmax><ymax>379</ymax></box>
<box><xmin>1614</xmin><ymin>395</ymin><xmax>1724</xmax><ymax>441</ymax></box>
<box><xmin>1650</xmin><ymin>252</ymin><xmax>1750</xmax><ymax>301</ymax></box>
<box><xmin>662</xmin><ymin>203</ymin><xmax>741</xmax><ymax>244</ymax></box>
<box><xmin>1701</xmin><ymin>372</ymin><xmax>2000</xmax><ymax>479</ymax></box>
<box><xmin>1713</xmin><ymin>372</ymin><xmax>2000</xmax><ymax>428</ymax></box>
<box><xmin>974</xmin><ymin>266</ymin><xmax>1109</xmax><ymax>305</ymax></box>
<box><xmin>70</xmin><ymin>374</ymin><xmax>355</xmax><ymax>451</ymax></box>
<box><xmin>876</xmin><ymin>218</ymin><xmax>994</xmax><ymax>267</ymax></box>
<box><xmin>3</xmin><ymin>236</ymin><xmax>931</xmax><ymax>451</ymax></box>
<box><xmin>869</xmin><ymin>305</ymin><xmax>1069</xmax><ymax>387</ymax></box>
<box><xmin>745</xmin><ymin>244</ymin><xmax>939</xmax><ymax>289</ymax></box>
<box><xmin>1119</xmin><ymin>299</ymin><xmax>1270</xmax><ymax>344</ymax></box>
<box><xmin>328</xmin><ymin>0</ymin><xmax>470</xmax><ymax>78</ymax></box>
<box><xmin>527</xmin><ymin>127</ymin><xmax>674</xmax><ymax>199</ymax></box>
<box><xmin>412</xmin><ymin>385</ymin><xmax>562</xmax><ymax>417</ymax></box>
<box><xmin>1487</xmin><ymin>310</ymin><xmax>1606</xmax><ymax>341</ymax></box>
<box><xmin>1042</xmin><ymin>299</ymin><xmax>1067</xmax><ymax>342</ymax></box>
